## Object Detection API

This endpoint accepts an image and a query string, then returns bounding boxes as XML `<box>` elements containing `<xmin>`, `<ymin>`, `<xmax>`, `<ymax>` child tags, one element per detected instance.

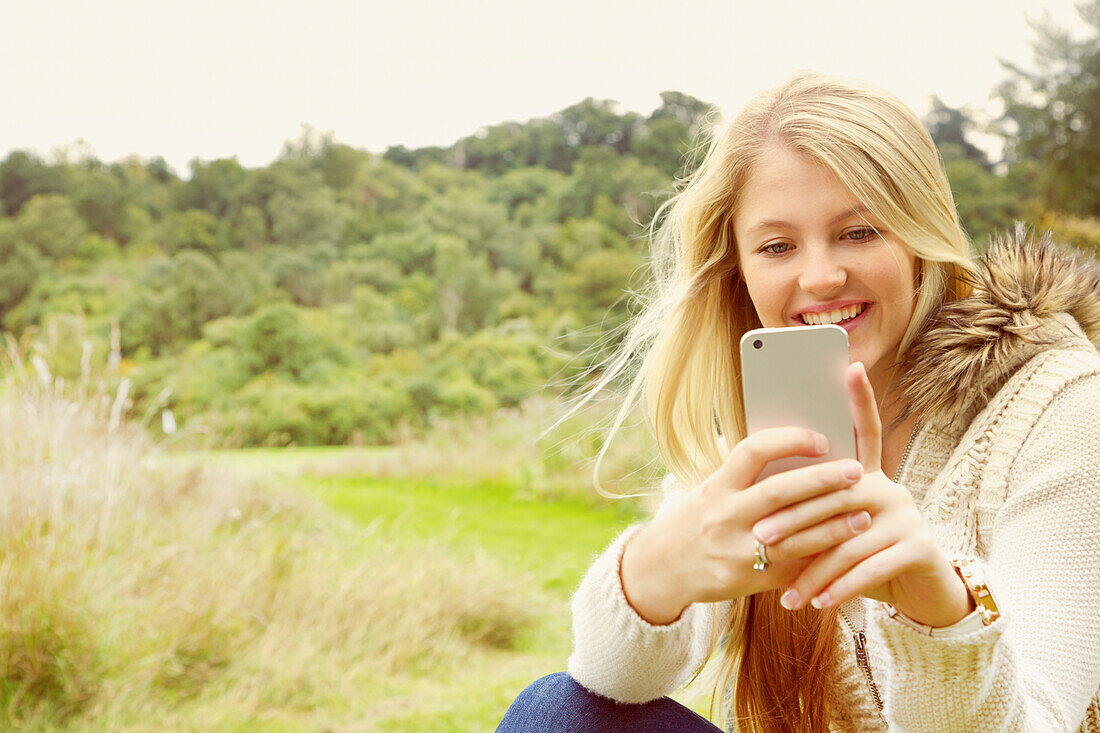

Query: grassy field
<box><xmin>3</xmin><ymin>369</ymin><xmax>711</xmax><ymax>731</ymax></box>
<box><xmin>184</xmin><ymin>448</ymin><xmax>644</xmax><ymax>730</ymax></box>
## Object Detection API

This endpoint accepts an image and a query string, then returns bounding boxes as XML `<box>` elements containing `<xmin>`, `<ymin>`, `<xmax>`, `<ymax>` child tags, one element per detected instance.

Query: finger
<box><xmin>761</xmin><ymin>511</ymin><xmax>871</xmax><ymax>565</ymax></box>
<box><xmin>746</xmin><ymin>459</ymin><xmax>864</xmax><ymax>536</ymax></box>
<box><xmin>752</xmin><ymin>476</ymin><xmax>879</xmax><ymax>544</ymax></box>
<box><xmin>718</xmin><ymin>426</ymin><xmax>829</xmax><ymax>489</ymax></box>
<box><xmin>847</xmin><ymin>362</ymin><xmax>882</xmax><ymax>472</ymax></box>
<box><xmin>777</xmin><ymin>529</ymin><xmax>894</xmax><ymax>611</ymax></box>
<box><xmin>740</xmin><ymin>555</ymin><xmax>815</xmax><ymax>600</ymax></box>
<box><xmin>805</xmin><ymin>543</ymin><xmax>913</xmax><ymax>610</ymax></box>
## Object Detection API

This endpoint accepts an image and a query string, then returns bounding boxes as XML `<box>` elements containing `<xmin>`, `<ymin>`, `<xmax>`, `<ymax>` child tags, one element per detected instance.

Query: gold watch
<box><xmin>951</xmin><ymin>558</ymin><xmax>1000</xmax><ymax>626</ymax></box>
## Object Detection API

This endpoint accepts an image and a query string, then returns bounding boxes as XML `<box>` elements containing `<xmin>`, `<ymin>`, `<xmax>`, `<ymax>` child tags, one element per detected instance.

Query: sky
<box><xmin>1</xmin><ymin>0</ymin><xmax>1093</xmax><ymax>176</ymax></box>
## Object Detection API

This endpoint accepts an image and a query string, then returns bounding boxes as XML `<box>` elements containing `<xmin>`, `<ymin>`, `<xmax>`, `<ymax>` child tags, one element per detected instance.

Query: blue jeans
<box><xmin>496</xmin><ymin>672</ymin><xmax>723</xmax><ymax>732</ymax></box>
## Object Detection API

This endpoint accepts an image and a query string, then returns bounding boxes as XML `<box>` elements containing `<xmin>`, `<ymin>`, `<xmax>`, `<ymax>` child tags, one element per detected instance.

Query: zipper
<box><xmin>839</xmin><ymin>608</ymin><xmax>885</xmax><ymax>716</ymax></box>
<box><xmin>892</xmin><ymin>422</ymin><xmax>920</xmax><ymax>483</ymax></box>
<box><xmin>830</xmin><ymin>424</ymin><xmax>913</xmax><ymax>727</ymax></box>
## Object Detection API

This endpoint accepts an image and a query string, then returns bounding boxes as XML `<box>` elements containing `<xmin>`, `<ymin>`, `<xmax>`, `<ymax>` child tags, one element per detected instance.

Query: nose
<box><xmin>798</xmin><ymin>244</ymin><xmax>847</xmax><ymax>296</ymax></box>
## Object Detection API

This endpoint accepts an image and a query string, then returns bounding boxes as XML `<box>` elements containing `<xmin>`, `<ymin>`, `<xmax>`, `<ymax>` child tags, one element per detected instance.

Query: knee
<box><xmin>521</xmin><ymin>671</ymin><xmax>577</xmax><ymax>695</ymax></box>
<box><xmin>510</xmin><ymin>671</ymin><xmax>587</xmax><ymax>713</ymax></box>
<box><xmin>497</xmin><ymin>672</ymin><xmax>606</xmax><ymax>732</ymax></box>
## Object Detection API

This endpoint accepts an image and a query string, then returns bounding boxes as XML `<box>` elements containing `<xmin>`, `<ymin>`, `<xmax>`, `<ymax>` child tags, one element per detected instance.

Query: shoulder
<box><xmin>982</xmin><ymin>334</ymin><xmax>1100</xmax><ymax>472</ymax></box>
<box><xmin>947</xmin><ymin>335</ymin><xmax>1100</xmax><ymax>548</ymax></box>
<box><xmin>1007</xmin><ymin>328</ymin><xmax>1100</xmax><ymax>422</ymax></box>
<box><xmin>1015</xmin><ymin>366</ymin><xmax>1100</xmax><ymax>463</ymax></box>
<box><xmin>989</xmin><ymin>362</ymin><xmax>1100</xmax><ymax>526</ymax></box>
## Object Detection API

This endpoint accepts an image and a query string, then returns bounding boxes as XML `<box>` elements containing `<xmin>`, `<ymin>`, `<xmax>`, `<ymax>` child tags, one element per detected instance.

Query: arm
<box><xmin>567</xmin><ymin>520</ymin><xmax>731</xmax><ymax>703</ymax></box>
<box><xmin>871</xmin><ymin>374</ymin><xmax>1100</xmax><ymax>731</ymax></box>
<box><xmin>568</xmin><ymin>425</ymin><xmax>874</xmax><ymax>703</ymax></box>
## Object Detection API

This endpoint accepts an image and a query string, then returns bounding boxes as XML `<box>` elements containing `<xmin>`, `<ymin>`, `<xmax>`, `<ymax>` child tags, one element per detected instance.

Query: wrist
<box><xmin>620</xmin><ymin>522</ymin><xmax>693</xmax><ymax>625</ymax></box>
<box><xmin>893</xmin><ymin>560</ymin><xmax>975</xmax><ymax>628</ymax></box>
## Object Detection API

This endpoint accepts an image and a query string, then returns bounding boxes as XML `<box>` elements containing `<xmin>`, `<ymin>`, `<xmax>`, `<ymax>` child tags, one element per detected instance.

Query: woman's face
<box><xmin>733</xmin><ymin>145</ymin><xmax>918</xmax><ymax>393</ymax></box>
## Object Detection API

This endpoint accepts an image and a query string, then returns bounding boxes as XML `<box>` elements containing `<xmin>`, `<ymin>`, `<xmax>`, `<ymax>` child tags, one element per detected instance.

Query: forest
<box><xmin>1</xmin><ymin>10</ymin><xmax>1099</xmax><ymax>452</ymax></box>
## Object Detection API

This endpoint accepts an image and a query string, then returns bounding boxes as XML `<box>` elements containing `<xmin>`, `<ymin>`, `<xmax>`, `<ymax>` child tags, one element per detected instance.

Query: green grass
<box><xmin>309</xmin><ymin>475</ymin><xmax>640</xmax><ymax>594</ymax></box>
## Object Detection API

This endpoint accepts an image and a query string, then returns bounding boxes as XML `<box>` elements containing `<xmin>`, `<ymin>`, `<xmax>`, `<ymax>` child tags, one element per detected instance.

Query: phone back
<box><xmin>740</xmin><ymin>325</ymin><xmax>856</xmax><ymax>481</ymax></box>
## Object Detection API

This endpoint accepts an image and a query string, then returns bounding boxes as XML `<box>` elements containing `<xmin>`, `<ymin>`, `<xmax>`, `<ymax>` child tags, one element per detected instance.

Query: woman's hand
<box><xmin>620</xmin><ymin>425</ymin><xmax>871</xmax><ymax>625</ymax></box>
<box><xmin>751</xmin><ymin>362</ymin><xmax>973</xmax><ymax>627</ymax></box>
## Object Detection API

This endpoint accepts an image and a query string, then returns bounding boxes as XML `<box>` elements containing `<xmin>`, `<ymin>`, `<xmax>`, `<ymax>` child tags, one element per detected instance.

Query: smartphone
<box><xmin>739</xmin><ymin>324</ymin><xmax>856</xmax><ymax>481</ymax></box>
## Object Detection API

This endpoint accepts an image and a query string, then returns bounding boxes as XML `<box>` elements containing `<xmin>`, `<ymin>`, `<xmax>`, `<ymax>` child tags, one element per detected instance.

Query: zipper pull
<box><xmin>853</xmin><ymin>631</ymin><xmax>869</xmax><ymax>668</ymax></box>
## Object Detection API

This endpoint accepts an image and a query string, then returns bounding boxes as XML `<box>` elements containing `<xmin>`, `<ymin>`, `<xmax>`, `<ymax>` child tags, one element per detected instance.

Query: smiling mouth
<box><xmin>798</xmin><ymin>303</ymin><xmax>868</xmax><ymax>326</ymax></box>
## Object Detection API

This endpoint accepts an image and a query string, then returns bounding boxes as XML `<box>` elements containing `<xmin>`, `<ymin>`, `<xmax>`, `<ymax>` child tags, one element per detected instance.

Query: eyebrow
<box><xmin>746</xmin><ymin>205</ymin><xmax>873</xmax><ymax>235</ymax></box>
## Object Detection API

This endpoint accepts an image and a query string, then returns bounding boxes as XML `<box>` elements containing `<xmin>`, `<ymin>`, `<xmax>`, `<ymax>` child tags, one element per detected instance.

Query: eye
<box><xmin>758</xmin><ymin>241</ymin><xmax>792</xmax><ymax>255</ymax></box>
<box><xmin>843</xmin><ymin>227</ymin><xmax>878</xmax><ymax>243</ymax></box>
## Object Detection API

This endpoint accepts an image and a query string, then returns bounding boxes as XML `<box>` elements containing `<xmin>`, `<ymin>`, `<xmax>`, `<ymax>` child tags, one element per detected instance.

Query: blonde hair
<box><xmin>592</xmin><ymin>71</ymin><xmax>976</xmax><ymax>731</ymax></box>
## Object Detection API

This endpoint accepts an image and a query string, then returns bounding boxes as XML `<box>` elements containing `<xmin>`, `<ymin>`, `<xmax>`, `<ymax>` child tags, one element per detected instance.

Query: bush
<box><xmin>229</xmin><ymin>374</ymin><xmax>412</xmax><ymax>446</ymax></box>
<box><xmin>238</xmin><ymin>301</ymin><xmax>349</xmax><ymax>381</ymax></box>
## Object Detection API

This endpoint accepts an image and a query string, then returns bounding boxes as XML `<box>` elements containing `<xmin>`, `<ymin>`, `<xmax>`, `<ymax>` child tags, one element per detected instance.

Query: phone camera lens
<box><xmin>752</xmin><ymin>339</ymin><xmax>763</xmax><ymax>350</ymax></box>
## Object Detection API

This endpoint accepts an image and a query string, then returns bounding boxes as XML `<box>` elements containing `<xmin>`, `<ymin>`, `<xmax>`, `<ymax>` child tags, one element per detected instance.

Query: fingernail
<box><xmin>753</xmin><ymin>523</ymin><xmax>777</xmax><ymax>544</ymax></box>
<box><xmin>848</xmin><ymin>511</ymin><xmax>871</xmax><ymax>533</ymax></box>
<box><xmin>841</xmin><ymin>461</ymin><xmax>863</xmax><ymax>481</ymax></box>
<box><xmin>814</xmin><ymin>434</ymin><xmax>829</xmax><ymax>454</ymax></box>
<box><xmin>780</xmin><ymin>589</ymin><xmax>800</xmax><ymax>610</ymax></box>
<box><xmin>811</xmin><ymin>591</ymin><xmax>831</xmax><ymax>609</ymax></box>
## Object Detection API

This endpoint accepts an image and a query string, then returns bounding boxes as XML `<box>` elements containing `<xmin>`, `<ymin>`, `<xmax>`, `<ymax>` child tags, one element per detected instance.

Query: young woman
<box><xmin>498</xmin><ymin>72</ymin><xmax>1100</xmax><ymax>732</ymax></box>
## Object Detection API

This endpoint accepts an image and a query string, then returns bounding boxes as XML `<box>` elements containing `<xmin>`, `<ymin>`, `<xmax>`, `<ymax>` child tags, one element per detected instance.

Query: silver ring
<box><xmin>753</xmin><ymin>540</ymin><xmax>770</xmax><ymax>572</ymax></box>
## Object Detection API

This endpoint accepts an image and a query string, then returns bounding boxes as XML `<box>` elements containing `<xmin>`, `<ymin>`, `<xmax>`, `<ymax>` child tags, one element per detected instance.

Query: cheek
<box><xmin>882</xmin><ymin>245</ymin><xmax>919</xmax><ymax>296</ymax></box>
<box><xmin>744</xmin><ymin>282</ymin><xmax>783</xmax><ymax>325</ymax></box>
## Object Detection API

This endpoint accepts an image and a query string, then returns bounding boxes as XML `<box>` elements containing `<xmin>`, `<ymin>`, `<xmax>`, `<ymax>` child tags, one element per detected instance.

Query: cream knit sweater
<box><xmin>568</xmin><ymin>239</ymin><xmax>1100</xmax><ymax>731</ymax></box>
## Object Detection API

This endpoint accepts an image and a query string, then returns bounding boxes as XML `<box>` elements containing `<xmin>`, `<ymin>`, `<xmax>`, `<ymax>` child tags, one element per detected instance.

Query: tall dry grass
<box><xmin>0</xmin><ymin>340</ymin><xmax>538</xmax><ymax>730</ymax></box>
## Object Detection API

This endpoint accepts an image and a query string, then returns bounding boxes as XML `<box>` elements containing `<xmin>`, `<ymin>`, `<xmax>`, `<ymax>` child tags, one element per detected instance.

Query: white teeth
<box><xmin>801</xmin><ymin>303</ymin><xmax>866</xmax><ymax>325</ymax></box>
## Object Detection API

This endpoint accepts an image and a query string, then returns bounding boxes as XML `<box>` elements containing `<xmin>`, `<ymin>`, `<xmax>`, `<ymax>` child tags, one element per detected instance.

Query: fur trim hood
<box><xmin>897</xmin><ymin>225</ymin><xmax>1100</xmax><ymax>429</ymax></box>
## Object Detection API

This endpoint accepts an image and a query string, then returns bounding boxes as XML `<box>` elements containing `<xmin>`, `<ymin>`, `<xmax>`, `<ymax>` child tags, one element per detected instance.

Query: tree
<box><xmin>268</xmin><ymin>188</ymin><xmax>347</xmax><ymax>248</ymax></box>
<box><xmin>382</xmin><ymin>144</ymin><xmax>449</xmax><ymax>171</ymax></box>
<box><xmin>649</xmin><ymin>91</ymin><xmax>715</xmax><ymax>127</ymax></box>
<box><xmin>922</xmin><ymin>98</ymin><xmax>1034</xmax><ymax>243</ymax></box>
<box><xmin>997</xmin><ymin>2</ymin><xmax>1100</xmax><ymax>215</ymax></box>
<box><xmin>633</xmin><ymin>91</ymin><xmax>716</xmax><ymax>177</ymax></box>
<box><xmin>430</xmin><ymin>234</ymin><xmax>511</xmax><ymax>334</ymax></box>
<box><xmin>484</xmin><ymin>166</ymin><xmax>567</xmax><ymax>219</ymax></box>
<box><xmin>238</xmin><ymin>302</ymin><xmax>317</xmax><ymax>379</ymax></box>
<box><xmin>120</xmin><ymin>251</ymin><xmax>237</xmax><ymax>354</ymax></box>
<box><xmin>557</xmin><ymin>147</ymin><xmax>667</xmax><ymax>227</ymax></box>
<box><xmin>178</xmin><ymin>158</ymin><xmax>249</xmax><ymax>219</ymax></box>
<box><xmin>557</xmin><ymin>98</ymin><xmax>640</xmax><ymax>154</ymax></box>
<box><xmin>0</xmin><ymin>219</ymin><xmax>46</xmax><ymax>320</ymax></box>
<box><xmin>317</xmin><ymin>141</ymin><xmax>368</xmax><ymax>191</ymax></box>
<box><xmin>942</xmin><ymin>153</ymin><xmax>1034</xmax><ymax>245</ymax></box>
<box><xmin>559</xmin><ymin>249</ymin><xmax>644</xmax><ymax>324</ymax></box>
<box><xmin>925</xmin><ymin>97</ymin><xmax>990</xmax><ymax>168</ymax></box>
<box><xmin>450</xmin><ymin>97</ymin><xmax>641</xmax><ymax>175</ymax></box>
<box><xmin>267</xmin><ymin>244</ymin><xmax>336</xmax><ymax>307</ymax></box>
<box><xmin>157</xmin><ymin>209</ymin><xmax>221</xmax><ymax>254</ymax></box>
<box><xmin>454</xmin><ymin>121</ymin><xmax>532</xmax><ymax>176</ymax></box>
<box><xmin>16</xmin><ymin>194</ymin><xmax>87</xmax><ymax>260</ymax></box>
<box><xmin>68</xmin><ymin>167</ymin><xmax>130</xmax><ymax>242</ymax></box>
<box><xmin>229</xmin><ymin>204</ymin><xmax>269</xmax><ymax>251</ymax></box>
<box><xmin>0</xmin><ymin>151</ymin><xmax>65</xmax><ymax>216</ymax></box>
